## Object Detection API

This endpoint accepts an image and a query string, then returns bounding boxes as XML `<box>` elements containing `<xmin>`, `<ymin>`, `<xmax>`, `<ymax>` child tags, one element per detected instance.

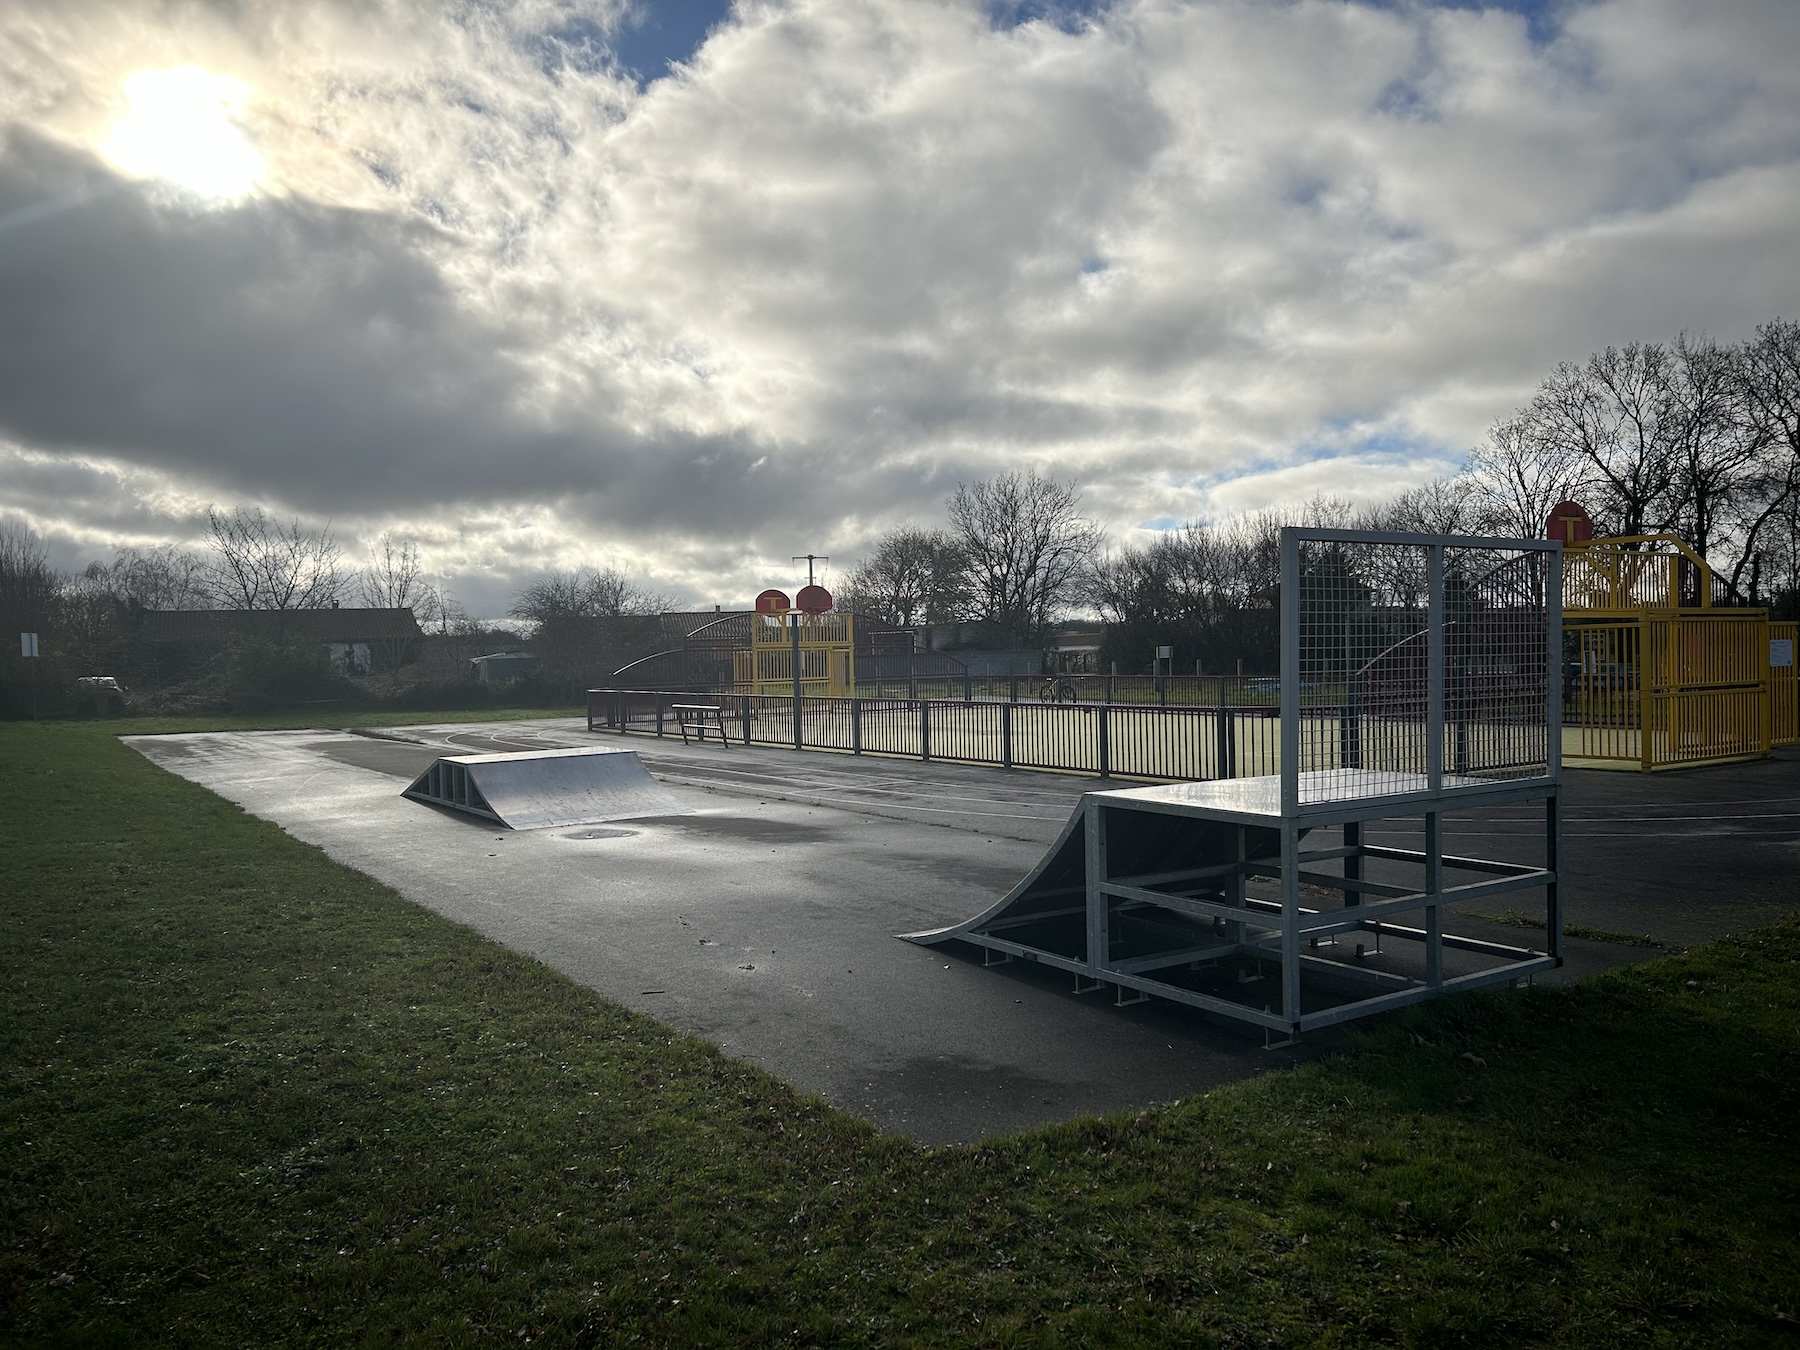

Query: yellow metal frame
<box><xmin>1773</xmin><ymin>621</ymin><xmax>1798</xmax><ymax>747</ymax></box>
<box><xmin>1562</xmin><ymin>532</ymin><xmax>1714</xmax><ymax>613</ymax></box>
<box><xmin>1563</xmin><ymin>535</ymin><xmax>1784</xmax><ymax>769</ymax></box>
<box><xmin>735</xmin><ymin>611</ymin><xmax>856</xmax><ymax>696</ymax></box>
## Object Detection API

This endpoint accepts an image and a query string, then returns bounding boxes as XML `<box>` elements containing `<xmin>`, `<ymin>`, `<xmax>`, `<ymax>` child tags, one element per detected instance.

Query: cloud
<box><xmin>0</xmin><ymin>0</ymin><xmax>1796</xmax><ymax>612</ymax></box>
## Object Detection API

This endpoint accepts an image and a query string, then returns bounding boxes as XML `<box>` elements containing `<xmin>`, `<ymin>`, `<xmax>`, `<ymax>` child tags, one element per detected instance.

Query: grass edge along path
<box><xmin>3</xmin><ymin>720</ymin><xmax>1798</xmax><ymax>1346</ymax></box>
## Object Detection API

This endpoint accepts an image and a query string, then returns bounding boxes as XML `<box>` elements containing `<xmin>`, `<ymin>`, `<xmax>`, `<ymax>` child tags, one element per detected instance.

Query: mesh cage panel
<box><xmin>1291</xmin><ymin>533</ymin><xmax>1553</xmax><ymax>805</ymax></box>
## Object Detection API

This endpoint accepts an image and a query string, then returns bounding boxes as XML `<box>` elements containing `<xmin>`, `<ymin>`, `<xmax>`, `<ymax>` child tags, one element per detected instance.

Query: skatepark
<box><xmin>124</xmin><ymin>713</ymin><xmax>1800</xmax><ymax>1145</ymax></box>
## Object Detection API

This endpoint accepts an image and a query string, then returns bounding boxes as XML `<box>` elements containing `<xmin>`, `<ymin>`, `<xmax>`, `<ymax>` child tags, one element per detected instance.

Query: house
<box><xmin>1046</xmin><ymin>623</ymin><xmax>1103</xmax><ymax>674</ymax></box>
<box><xmin>138</xmin><ymin>607</ymin><xmax>425</xmax><ymax>676</ymax></box>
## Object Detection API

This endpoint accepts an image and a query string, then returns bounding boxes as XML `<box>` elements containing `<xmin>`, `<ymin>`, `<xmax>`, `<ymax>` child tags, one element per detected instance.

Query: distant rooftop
<box><xmin>139</xmin><ymin>608</ymin><xmax>425</xmax><ymax>644</ymax></box>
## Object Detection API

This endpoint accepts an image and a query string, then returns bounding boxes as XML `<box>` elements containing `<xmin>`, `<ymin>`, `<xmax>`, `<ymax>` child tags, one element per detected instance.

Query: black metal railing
<box><xmin>587</xmin><ymin>687</ymin><xmax>1284</xmax><ymax>781</ymax></box>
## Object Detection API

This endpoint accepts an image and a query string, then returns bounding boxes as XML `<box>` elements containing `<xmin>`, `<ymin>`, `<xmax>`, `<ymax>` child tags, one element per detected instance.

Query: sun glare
<box><xmin>101</xmin><ymin>67</ymin><xmax>264</xmax><ymax>201</ymax></box>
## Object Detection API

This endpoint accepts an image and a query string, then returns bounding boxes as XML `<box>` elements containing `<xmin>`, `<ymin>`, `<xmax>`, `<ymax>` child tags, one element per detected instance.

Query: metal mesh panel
<box><xmin>1287</xmin><ymin>531</ymin><xmax>1555</xmax><ymax>807</ymax></box>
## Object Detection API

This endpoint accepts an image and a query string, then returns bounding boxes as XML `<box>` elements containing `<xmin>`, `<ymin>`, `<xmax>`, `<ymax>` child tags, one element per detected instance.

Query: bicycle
<box><xmin>1038</xmin><ymin>674</ymin><xmax>1076</xmax><ymax>703</ymax></box>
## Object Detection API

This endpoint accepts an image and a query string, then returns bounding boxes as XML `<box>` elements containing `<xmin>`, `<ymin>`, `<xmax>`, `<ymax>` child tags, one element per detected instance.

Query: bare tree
<box><xmin>947</xmin><ymin>472</ymin><xmax>1102</xmax><ymax>644</ymax></box>
<box><xmin>841</xmin><ymin>528</ymin><xmax>966</xmax><ymax>628</ymax></box>
<box><xmin>1661</xmin><ymin>335</ymin><xmax>1748</xmax><ymax>563</ymax></box>
<box><xmin>95</xmin><ymin>545</ymin><xmax>212</xmax><ymax>611</ymax></box>
<box><xmin>509</xmin><ymin>565</ymin><xmax>668</xmax><ymax>694</ymax></box>
<box><xmin>203</xmin><ymin>507</ymin><xmax>343</xmax><ymax>611</ymax></box>
<box><xmin>1531</xmin><ymin>344</ymin><xmax>1684</xmax><ymax>538</ymax></box>
<box><xmin>358</xmin><ymin>535</ymin><xmax>426</xmax><ymax>611</ymax></box>
<box><xmin>0</xmin><ymin>520</ymin><xmax>61</xmax><ymax>657</ymax></box>
<box><xmin>510</xmin><ymin>566</ymin><xmax>665</xmax><ymax>626</ymax></box>
<box><xmin>1361</xmin><ymin>478</ymin><xmax>1482</xmax><ymax>536</ymax></box>
<box><xmin>1464</xmin><ymin>412</ymin><xmax>1583</xmax><ymax>540</ymax></box>
<box><xmin>1738</xmin><ymin>319</ymin><xmax>1800</xmax><ymax>605</ymax></box>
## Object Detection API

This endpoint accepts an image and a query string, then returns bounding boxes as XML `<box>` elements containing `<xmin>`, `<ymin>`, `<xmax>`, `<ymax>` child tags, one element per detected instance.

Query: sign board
<box><xmin>1772</xmin><ymin>638</ymin><xmax>1794</xmax><ymax>668</ymax></box>
<box><xmin>1155</xmin><ymin>645</ymin><xmax>1173</xmax><ymax>660</ymax></box>
<box><xmin>20</xmin><ymin>632</ymin><xmax>37</xmax><ymax>658</ymax></box>
<box><xmin>754</xmin><ymin>589</ymin><xmax>791</xmax><ymax>615</ymax></box>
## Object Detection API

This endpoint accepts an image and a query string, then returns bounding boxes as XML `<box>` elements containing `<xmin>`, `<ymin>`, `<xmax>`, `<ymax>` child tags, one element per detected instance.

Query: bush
<box><xmin>223</xmin><ymin>637</ymin><xmax>358</xmax><ymax>714</ymax></box>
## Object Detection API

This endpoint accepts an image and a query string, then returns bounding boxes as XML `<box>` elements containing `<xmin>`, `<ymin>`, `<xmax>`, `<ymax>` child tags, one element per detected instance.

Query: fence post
<box><xmin>1010</xmin><ymin>674</ymin><xmax>1019</xmax><ymax>703</ymax></box>
<box><xmin>1002</xmin><ymin>700</ymin><xmax>1013</xmax><ymax>769</ymax></box>
<box><xmin>852</xmin><ymin>697</ymin><xmax>862</xmax><ymax>755</ymax></box>
<box><xmin>919</xmin><ymin>698</ymin><xmax>931</xmax><ymax>762</ymax></box>
<box><xmin>1097</xmin><ymin>703</ymin><xmax>1110</xmax><ymax>778</ymax></box>
<box><xmin>791</xmin><ymin>617</ymin><xmax>804</xmax><ymax>751</ymax></box>
<box><xmin>1214</xmin><ymin>705</ymin><xmax>1230</xmax><ymax>779</ymax></box>
<box><xmin>964</xmin><ymin>672</ymin><xmax>973</xmax><ymax>702</ymax></box>
<box><xmin>655</xmin><ymin>693</ymin><xmax>664</xmax><ymax>738</ymax></box>
<box><xmin>742</xmin><ymin>695</ymin><xmax>752</xmax><ymax>746</ymax></box>
<box><xmin>1105</xmin><ymin>674</ymin><xmax>1114</xmax><ymax>704</ymax></box>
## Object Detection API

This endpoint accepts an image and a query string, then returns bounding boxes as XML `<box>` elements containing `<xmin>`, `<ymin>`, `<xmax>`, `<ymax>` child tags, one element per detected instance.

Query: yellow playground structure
<box><xmin>735</xmin><ymin>609</ymin><xmax>856</xmax><ymax>696</ymax></box>
<box><xmin>1562</xmin><ymin>532</ymin><xmax>1797</xmax><ymax>770</ymax></box>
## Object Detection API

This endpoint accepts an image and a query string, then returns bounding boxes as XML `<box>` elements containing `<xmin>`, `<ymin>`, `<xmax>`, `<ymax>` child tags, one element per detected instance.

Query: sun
<box><xmin>100</xmin><ymin>67</ymin><xmax>264</xmax><ymax>201</ymax></box>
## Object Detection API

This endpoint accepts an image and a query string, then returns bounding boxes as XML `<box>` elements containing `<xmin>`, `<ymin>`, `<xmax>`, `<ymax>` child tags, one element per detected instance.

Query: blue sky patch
<box><xmin>986</xmin><ymin>0</ymin><xmax>1111</xmax><ymax>35</ymax></box>
<box><xmin>1351</xmin><ymin>0</ymin><xmax>1571</xmax><ymax>47</ymax></box>
<box><xmin>611</xmin><ymin>1</ymin><xmax>736</xmax><ymax>83</ymax></box>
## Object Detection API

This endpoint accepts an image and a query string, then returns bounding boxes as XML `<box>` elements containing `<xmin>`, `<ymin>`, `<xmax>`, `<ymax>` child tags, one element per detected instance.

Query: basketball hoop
<box><xmin>755</xmin><ymin>588</ymin><xmax>791</xmax><ymax>615</ymax></box>
<box><xmin>796</xmin><ymin>584</ymin><xmax>833</xmax><ymax>614</ymax></box>
<box><xmin>1546</xmin><ymin>500</ymin><xmax>1594</xmax><ymax>545</ymax></box>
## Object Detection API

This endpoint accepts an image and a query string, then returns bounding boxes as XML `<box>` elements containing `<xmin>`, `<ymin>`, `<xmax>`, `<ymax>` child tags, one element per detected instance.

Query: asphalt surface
<box><xmin>121</xmin><ymin>720</ymin><xmax>1799</xmax><ymax>1144</ymax></box>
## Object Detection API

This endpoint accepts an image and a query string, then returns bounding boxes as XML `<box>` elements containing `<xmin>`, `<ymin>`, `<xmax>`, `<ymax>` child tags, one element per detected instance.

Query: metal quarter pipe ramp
<box><xmin>903</xmin><ymin>529</ymin><xmax>1565</xmax><ymax>1039</ymax></box>
<box><xmin>902</xmin><ymin>771</ymin><xmax>1560</xmax><ymax>1041</ymax></box>
<box><xmin>402</xmin><ymin>747</ymin><xmax>690</xmax><ymax>830</ymax></box>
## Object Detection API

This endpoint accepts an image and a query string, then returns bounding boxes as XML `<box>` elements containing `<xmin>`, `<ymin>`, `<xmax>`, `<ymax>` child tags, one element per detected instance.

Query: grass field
<box><xmin>3</xmin><ymin>717</ymin><xmax>1798</xmax><ymax>1346</ymax></box>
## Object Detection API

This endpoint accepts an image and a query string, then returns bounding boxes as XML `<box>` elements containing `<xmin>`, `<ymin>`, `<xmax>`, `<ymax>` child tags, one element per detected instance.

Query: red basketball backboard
<box><xmin>1546</xmin><ymin>500</ymin><xmax>1594</xmax><ymax>544</ymax></box>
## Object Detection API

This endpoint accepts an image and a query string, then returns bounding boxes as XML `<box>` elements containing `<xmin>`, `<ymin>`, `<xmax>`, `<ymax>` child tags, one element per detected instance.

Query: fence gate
<box><xmin>1565</xmin><ymin>611</ymin><xmax>1772</xmax><ymax>770</ymax></box>
<box><xmin>1773</xmin><ymin>621</ymin><xmax>1798</xmax><ymax>747</ymax></box>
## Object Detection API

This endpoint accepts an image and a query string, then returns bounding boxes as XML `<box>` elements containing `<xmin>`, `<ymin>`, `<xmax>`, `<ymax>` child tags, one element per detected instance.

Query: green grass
<box><xmin>3</xmin><ymin>720</ymin><xmax>1797</xmax><ymax>1346</ymax></box>
<box><xmin>1468</xmin><ymin>909</ymin><xmax>1669</xmax><ymax>950</ymax></box>
<box><xmin>92</xmin><ymin>703</ymin><xmax>589</xmax><ymax>737</ymax></box>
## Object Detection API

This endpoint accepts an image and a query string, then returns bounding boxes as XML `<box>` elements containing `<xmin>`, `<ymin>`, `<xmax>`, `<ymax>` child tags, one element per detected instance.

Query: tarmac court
<box><xmin>125</xmin><ymin>721</ymin><xmax>1800</xmax><ymax>1145</ymax></box>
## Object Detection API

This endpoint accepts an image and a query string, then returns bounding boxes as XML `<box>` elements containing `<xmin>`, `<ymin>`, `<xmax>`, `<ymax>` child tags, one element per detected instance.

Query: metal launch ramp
<box><xmin>402</xmin><ymin>746</ymin><xmax>689</xmax><ymax>830</ymax></box>
<box><xmin>902</xmin><ymin>772</ymin><xmax>1560</xmax><ymax>1038</ymax></box>
<box><xmin>904</xmin><ymin>528</ymin><xmax>1566</xmax><ymax>1039</ymax></box>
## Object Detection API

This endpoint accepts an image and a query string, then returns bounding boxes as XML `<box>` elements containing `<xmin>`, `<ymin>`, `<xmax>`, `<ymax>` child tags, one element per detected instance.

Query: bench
<box><xmin>670</xmin><ymin>703</ymin><xmax>733</xmax><ymax>747</ymax></box>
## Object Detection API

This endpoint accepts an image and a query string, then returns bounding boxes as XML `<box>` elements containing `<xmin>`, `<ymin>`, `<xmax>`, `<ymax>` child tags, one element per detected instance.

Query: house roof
<box><xmin>139</xmin><ymin>608</ymin><xmax>425</xmax><ymax>644</ymax></box>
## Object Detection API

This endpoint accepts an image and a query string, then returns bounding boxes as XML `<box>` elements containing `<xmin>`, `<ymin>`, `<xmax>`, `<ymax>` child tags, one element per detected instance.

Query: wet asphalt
<box><xmin>123</xmin><ymin>721</ymin><xmax>1798</xmax><ymax>1144</ymax></box>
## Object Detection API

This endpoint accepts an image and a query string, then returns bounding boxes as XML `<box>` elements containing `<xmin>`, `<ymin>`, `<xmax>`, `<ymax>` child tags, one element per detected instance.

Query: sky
<box><xmin>1</xmin><ymin>0</ymin><xmax>1797</xmax><ymax>618</ymax></box>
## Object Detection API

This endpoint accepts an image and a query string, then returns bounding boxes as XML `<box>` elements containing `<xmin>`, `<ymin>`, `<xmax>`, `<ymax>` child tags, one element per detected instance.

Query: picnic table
<box><xmin>670</xmin><ymin>703</ymin><xmax>733</xmax><ymax>747</ymax></box>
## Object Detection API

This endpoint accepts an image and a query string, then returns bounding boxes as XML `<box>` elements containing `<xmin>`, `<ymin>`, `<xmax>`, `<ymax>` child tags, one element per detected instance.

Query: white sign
<box><xmin>1772</xmin><ymin>638</ymin><xmax>1794</xmax><ymax>668</ymax></box>
<box><xmin>1155</xmin><ymin>645</ymin><xmax>1173</xmax><ymax>660</ymax></box>
<box><xmin>19</xmin><ymin>632</ymin><xmax>37</xmax><ymax>658</ymax></box>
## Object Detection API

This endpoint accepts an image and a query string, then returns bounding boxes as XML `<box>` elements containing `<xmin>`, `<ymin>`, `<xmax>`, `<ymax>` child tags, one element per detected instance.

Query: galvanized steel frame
<box><xmin>903</xmin><ymin>528</ymin><xmax>1565</xmax><ymax>1038</ymax></box>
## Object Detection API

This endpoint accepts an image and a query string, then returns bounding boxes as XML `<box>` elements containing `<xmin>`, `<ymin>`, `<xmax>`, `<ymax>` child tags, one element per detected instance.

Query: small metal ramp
<box><xmin>402</xmin><ymin>747</ymin><xmax>689</xmax><ymax>830</ymax></box>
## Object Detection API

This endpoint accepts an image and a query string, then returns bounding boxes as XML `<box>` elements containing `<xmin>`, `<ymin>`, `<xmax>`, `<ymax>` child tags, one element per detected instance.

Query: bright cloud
<box><xmin>0</xmin><ymin>0</ymin><xmax>1796</xmax><ymax>614</ymax></box>
<box><xmin>99</xmin><ymin>67</ymin><xmax>264</xmax><ymax>201</ymax></box>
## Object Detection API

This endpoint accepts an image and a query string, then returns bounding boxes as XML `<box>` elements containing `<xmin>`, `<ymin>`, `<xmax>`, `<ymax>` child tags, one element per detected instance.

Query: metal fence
<box><xmin>1564</xmin><ymin>610</ymin><xmax>1776</xmax><ymax>769</ymax></box>
<box><xmin>844</xmin><ymin>672</ymin><xmax>1282</xmax><ymax>706</ymax></box>
<box><xmin>587</xmin><ymin>687</ymin><xmax>1286</xmax><ymax>781</ymax></box>
<box><xmin>1775</xmin><ymin>621</ymin><xmax>1798</xmax><ymax>747</ymax></box>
